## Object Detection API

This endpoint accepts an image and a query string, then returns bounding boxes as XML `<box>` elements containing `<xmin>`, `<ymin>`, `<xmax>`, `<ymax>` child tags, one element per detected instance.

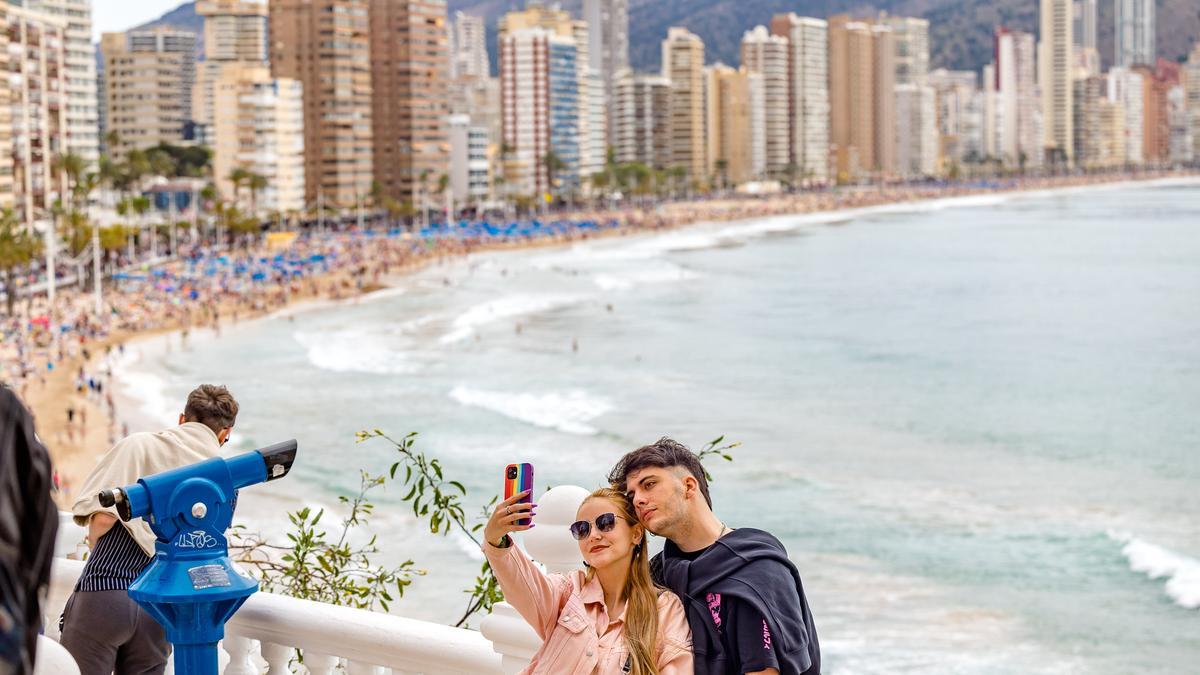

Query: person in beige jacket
<box><xmin>484</xmin><ymin>487</ymin><xmax>693</xmax><ymax>675</ymax></box>
<box><xmin>62</xmin><ymin>384</ymin><xmax>238</xmax><ymax>675</ymax></box>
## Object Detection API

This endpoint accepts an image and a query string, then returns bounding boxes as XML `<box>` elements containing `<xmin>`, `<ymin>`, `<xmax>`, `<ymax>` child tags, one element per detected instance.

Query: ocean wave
<box><xmin>440</xmin><ymin>293</ymin><xmax>584</xmax><ymax>343</ymax></box>
<box><xmin>449</xmin><ymin>386</ymin><xmax>612</xmax><ymax>435</ymax></box>
<box><xmin>294</xmin><ymin>328</ymin><xmax>414</xmax><ymax>375</ymax></box>
<box><xmin>593</xmin><ymin>263</ymin><xmax>699</xmax><ymax>291</ymax></box>
<box><xmin>1109</xmin><ymin>530</ymin><xmax>1200</xmax><ymax>610</ymax></box>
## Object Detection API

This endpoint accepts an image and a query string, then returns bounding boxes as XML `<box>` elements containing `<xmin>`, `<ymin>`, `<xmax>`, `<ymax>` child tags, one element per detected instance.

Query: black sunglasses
<box><xmin>570</xmin><ymin>512</ymin><xmax>618</xmax><ymax>540</ymax></box>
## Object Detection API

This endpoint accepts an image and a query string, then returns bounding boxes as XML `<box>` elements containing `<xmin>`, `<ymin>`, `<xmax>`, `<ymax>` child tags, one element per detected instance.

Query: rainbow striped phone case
<box><xmin>504</xmin><ymin>463</ymin><xmax>535</xmax><ymax>526</ymax></box>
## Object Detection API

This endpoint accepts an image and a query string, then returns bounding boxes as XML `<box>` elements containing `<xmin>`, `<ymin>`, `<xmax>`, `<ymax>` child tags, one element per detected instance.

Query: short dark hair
<box><xmin>183</xmin><ymin>384</ymin><xmax>239</xmax><ymax>434</ymax></box>
<box><xmin>607</xmin><ymin>437</ymin><xmax>712</xmax><ymax>508</ymax></box>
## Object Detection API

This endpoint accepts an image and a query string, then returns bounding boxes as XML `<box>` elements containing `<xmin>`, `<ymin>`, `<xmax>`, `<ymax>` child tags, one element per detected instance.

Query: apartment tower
<box><xmin>661</xmin><ymin>28</ymin><xmax>706</xmax><ymax>183</ymax></box>
<box><xmin>741</xmin><ymin>25</ymin><xmax>790</xmax><ymax>178</ymax></box>
<box><xmin>100</xmin><ymin>30</ymin><xmax>194</xmax><ymax>156</ymax></box>
<box><xmin>1039</xmin><ymin>0</ymin><xmax>1074</xmax><ymax>165</ymax></box>
<box><xmin>770</xmin><ymin>14</ymin><xmax>829</xmax><ymax>182</ymax></box>
<box><xmin>1115</xmin><ymin>0</ymin><xmax>1155</xmax><ymax>67</ymax></box>
<box><xmin>269</xmin><ymin>0</ymin><xmax>373</xmax><ymax>207</ymax></box>
<box><xmin>194</xmin><ymin>0</ymin><xmax>268</xmax><ymax>145</ymax></box>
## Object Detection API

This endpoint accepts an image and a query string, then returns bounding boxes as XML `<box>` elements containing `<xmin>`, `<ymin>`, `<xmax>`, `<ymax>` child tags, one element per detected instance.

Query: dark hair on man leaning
<box><xmin>608</xmin><ymin>437</ymin><xmax>712</xmax><ymax>509</ymax></box>
<box><xmin>183</xmin><ymin>384</ymin><xmax>239</xmax><ymax>434</ymax></box>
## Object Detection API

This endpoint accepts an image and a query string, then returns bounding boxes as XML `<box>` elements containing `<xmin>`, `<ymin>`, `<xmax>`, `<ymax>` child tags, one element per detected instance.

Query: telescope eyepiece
<box><xmin>97</xmin><ymin>488</ymin><xmax>134</xmax><ymax>521</ymax></box>
<box><xmin>258</xmin><ymin>439</ymin><xmax>298</xmax><ymax>482</ymax></box>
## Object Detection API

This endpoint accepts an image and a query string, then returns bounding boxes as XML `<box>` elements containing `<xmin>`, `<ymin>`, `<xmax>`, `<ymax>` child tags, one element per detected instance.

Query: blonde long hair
<box><xmin>583</xmin><ymin>487</ymin><xmax>661</xmax><ymax>675</ymax></box>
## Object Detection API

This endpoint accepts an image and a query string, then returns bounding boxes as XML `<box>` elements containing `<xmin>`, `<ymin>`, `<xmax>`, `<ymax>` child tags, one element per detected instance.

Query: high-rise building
<box><xmin>2</xmin><ymin>3</ymin><xmax>68</xmax><ymax>221</ymax></box>
<box><xmin>127</xmin><ymin>29</ymin><xmax>197</xmax><ymax>137</ymax></box>
<box><xmin>447</xmin><ymin>114</ymin><xmax>491</xmax><ymax>206</ymax></box>
<box><xmin>770</xmin><ymin>14</ymin><xmax>828</xmax><ymax>182</ymax></box>
<box><xmin>449</xmin><ymin>11</ymin><xmax>489</xmax><ymax>80</ymax></box>
<box><xmin>895</xmin><ymin>84</ymin><xmax>937</xmax><ymax>176</ymax></box>
<box><xmin>370</xmin><ymin>0</ymin><xmax>449</xmax><ymax>205</ymax></box>
<box><xmin>1108</xmin><ymin>67</ymin><xmax>1145</xmax><ymax>163</ymax></box>
<box><xmin>498</xmin><ymin>4</ymin><xmax>602</xmax><ymax>193</ymax></box>
<box><xmin>704</xmin><ymin>64</ymin><xmax>761</xmax><ymax>185</ymax></box>
<box><xmin>991</xmin><ymin>28</ymin><xmax>1042</xmax><ymax>168</ymax></box>
<box><xmin>499</xmin><ymin>28</ymin><xmax>579</xmax><ymax>197</ymax></box>
<box><xmin>882</xmin><ymin>15</ymin><xmax>929</xmax><ymax>85</ymax></box>
<box><xmin>928</xmin><ymin>69</ymin><xmax>980</xmax><ymax>169</ymax></box>
<box><xmin>583</xmin><ymin>0</ymin><xmax>628</xmax><ymax>142</ymax></box>
<box><xmin>741</xmin><ymin>25</ymin><xmax>789</xmax><ymax>178</ymax></box>
<box><xmin>662</xmin><ymin>27</ymin><xmax>706</xmax><ymax>182</ymax></box>
<box><xmin>194</xmin><ymin>0</ymin><xmax>268</xmax><ymax>145</ymax></box>
<box><xmin>1165</xmin><ymin>81</ymin><xmax>1191</xmax><ymax>163</ymax></box>
<box><xmin>1073</xmin><ymin>75</ymin><xmax>1124</xmax><ymax>167</ymax></box>
<box><xmin>611</xmin><ymin>69</ymin><xmax>670</xmax><ymax>169</ymax></box>
<box><xmin>15</xmin><ymin>0</ymin><xmax>99</xmax><ymax>167</ymax></box>
<box><xmin>1186</xmin><ymin>43</ymin><xmax>1200</xmax><ymax>160</ymax></box>
<box><xmin>1115</xmin><ymin>0</ymin><xmax>1155</xmax><ymax>67</ymax></box>
<box><xmin>1073</xmin><ymin>0</ymin><xmax>1097</xmax><ymax>51</ymax></box>
<box><xmin>100</xmin><ymin>30</ymin><xmax>194</xmax><ymax>156</ymax></box>
<box><xmin>1040</xmin><ymin>0</ymin><xmax>1074</xmax><ymax>165</ymax></box>
<box><xmin>828</xmin><ymin>16</ymin><xmax>894</xmax><ymax>180</ymax></box>
<box><xmin>269</xmin><ymin>0</ymin><xmax>373</xmax><ymax>208</ymax></box>
<box><xmin>211</xmin><ymin>64</ymin><xmax>305</xmax><ymax>212</ymax></box>
<box><xmin>1130</xmin><ymin>63</ymin><xmax>1170</xmax><ymax>163</ymax></box>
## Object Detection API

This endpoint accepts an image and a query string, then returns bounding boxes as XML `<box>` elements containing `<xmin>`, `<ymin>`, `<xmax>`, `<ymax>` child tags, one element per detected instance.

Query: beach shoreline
<box><xmin>21</xmin><ymin>168</ymin><xmax>1197</xmax><ymax>508</ymax></box>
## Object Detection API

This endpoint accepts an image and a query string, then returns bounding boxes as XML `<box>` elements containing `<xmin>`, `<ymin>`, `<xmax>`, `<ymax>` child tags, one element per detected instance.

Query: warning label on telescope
<box><xmin>188</xmin><ymin>564</ymin><xmax>232</xmax><ymax>590</ymax></box>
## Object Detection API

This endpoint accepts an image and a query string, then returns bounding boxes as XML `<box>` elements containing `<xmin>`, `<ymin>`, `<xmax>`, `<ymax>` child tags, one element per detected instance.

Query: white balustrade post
<box><xmin>221</xmin><ymin>633</ymin><xmax>256</xmax><ymax>675</ymax></box>
<box><xmin>260</xmin><ymin>642</ymin><xmax>291</xmax><ymax>674</ymax></box>
<box><xmin>345</xmin><ymin>662</ymin><xmax>384</xmax><ymax>675</ymax></box>
<box><xmin>480</xmin><ymin>485</ymin><xmax>588</xmax><ymax>675</ymax></box>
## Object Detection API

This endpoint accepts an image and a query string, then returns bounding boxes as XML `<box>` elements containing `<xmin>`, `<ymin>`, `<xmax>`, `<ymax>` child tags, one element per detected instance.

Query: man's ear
<box><xmin>178</xmin><ymin>413</ymin><xmax>187</xmax><ymax>426</ymax></box>
<box><xmin>217</xmin><ymin>428</ymin><xmax>231</xmax><ymax>445</ymax></box>
<box><xmin>681</xmin><ymin>474</ymin><xmax>698</xmax><ymax>500</ymax></box>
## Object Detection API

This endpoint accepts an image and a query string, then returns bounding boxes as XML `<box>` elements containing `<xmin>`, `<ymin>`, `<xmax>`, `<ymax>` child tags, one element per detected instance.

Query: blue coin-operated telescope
<box><xmin>98</xmin><ymin>440</ymin><xmax>299</xmax><ymax>675</ymax></box>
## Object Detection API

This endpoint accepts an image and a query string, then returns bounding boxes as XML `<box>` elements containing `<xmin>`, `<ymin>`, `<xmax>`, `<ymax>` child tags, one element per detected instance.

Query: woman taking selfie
<box><xmin>483</xmin><ymin>487</ymin><xmax>693</xmax><ymax>675</ymax></box>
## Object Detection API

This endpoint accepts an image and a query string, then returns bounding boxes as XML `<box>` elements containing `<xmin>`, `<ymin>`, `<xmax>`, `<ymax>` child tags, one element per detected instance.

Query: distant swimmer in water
<box><xmin>606</xmin><ymin>303</ymin><xmax>613</xmax><ymax>312</ymax></box>
<box><xmin>515</xmin><ymin>323</ymin><xmax>523</xmax><ymax>335</ymax></box>
<box><xmin>571</xmin><ymin>338</ymin><xmax>578</xmax><ymax>352</ymax></box>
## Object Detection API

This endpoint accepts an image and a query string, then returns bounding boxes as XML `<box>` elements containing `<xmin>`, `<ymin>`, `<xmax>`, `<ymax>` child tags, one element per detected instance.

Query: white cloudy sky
<box><xmin>93</xmin><ymin>0</ymin><xmax>184</xmax><ymax>39</ymax></box>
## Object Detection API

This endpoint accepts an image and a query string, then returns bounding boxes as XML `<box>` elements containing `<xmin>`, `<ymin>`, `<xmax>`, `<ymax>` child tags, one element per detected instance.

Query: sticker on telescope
<box><xmin>188</xmin><ymin>564</ymin><xmax>232</xmax><ymax>590</ymax></box>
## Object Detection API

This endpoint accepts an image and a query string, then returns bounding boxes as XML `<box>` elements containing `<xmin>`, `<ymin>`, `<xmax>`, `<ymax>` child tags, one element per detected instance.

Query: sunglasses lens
<box><xmin>597</xmin><ymin>512</ymin><xmax>617</xmax><ymax>533</ymax></box>
<box><xmin>569</xmin><ymin>521</ymin><xmax>590</xmax><ymax>540</ymax></box>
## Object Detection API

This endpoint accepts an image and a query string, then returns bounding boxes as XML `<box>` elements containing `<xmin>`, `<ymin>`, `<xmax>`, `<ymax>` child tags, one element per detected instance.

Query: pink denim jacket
<box><xmin>484</xmin><ymin>541</ymin><xmax>693</xmax><ymax>675</ymax></box>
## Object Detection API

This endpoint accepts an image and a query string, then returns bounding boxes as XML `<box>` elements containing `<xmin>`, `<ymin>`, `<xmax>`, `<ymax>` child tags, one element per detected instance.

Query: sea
<box><xmin>112</xmin><ymin>178</ymin><xmax>1200</xmax><ymax>673</ymax></box>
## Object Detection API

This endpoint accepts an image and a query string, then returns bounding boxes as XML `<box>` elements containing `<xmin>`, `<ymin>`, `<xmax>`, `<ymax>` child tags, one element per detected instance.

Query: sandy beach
<box><xmin>9</xmin><ymin>167</ymin><xmax>1193</xmax><ymax>508</ymax></box>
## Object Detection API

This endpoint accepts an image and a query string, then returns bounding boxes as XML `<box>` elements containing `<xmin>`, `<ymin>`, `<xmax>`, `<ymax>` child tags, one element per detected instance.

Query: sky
<box><xmin>92</xmin><ymin>0</ymin><xmax>186</xmax><ymax>40</ymax></box>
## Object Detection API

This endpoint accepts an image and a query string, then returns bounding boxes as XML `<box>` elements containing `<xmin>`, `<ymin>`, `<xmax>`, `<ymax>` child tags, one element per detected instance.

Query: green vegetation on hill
<box><xmin>448</xmin><ymin>0</ymin><xmax>1199</xmax><ymax>75</ymax></box>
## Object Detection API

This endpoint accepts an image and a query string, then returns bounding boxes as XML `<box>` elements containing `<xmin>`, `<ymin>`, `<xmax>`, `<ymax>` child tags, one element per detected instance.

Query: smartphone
<box><xmin>504</xmin><ymin>463</ymin><xmax>535</xmax><ymax>526</ymax></box>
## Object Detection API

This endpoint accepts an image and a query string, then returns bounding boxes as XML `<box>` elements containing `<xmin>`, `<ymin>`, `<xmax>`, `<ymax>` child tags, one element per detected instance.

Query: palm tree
<box><xmin>247</xmin><ymin>173</ymin><xmax>268</xmax><ymax>216</ymax></box>
<box><xmin>228</xmin><ymin>167</ymin><xmax>250</xmax><ymax>209</ymax></box>
<box><xmin>0</xmin><ymin>209</ymin><xmax>42</xmax><ymax>316</ymax></box>
<box><xmin>130</xmin><ymin>195</ymin><xmax>153</xmax><ymax>258</ymax></box>
<box><xmin>542</xmin><ymin>151</ymin><xmax>566</xmax><ymax>203</ymax></box>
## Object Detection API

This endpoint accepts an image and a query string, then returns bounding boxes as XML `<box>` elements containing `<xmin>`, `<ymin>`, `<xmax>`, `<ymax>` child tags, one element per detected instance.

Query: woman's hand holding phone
<box><xmin>484</xmin><ymin>491</ymin><xmax>537</xmax><ymax>548</ymax></box>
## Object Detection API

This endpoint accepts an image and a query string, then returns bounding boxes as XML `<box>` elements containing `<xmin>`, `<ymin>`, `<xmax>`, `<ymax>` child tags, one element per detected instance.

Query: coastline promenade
<box><xmin>2</xmin><ymin>168</ymin><xmax>1193</xmax><ymax>507</ymax></box>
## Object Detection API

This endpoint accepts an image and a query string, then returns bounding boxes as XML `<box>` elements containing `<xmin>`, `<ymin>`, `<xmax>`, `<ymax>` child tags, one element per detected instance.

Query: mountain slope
<box><xmin>450</xmin><ymin>0</ymin><xmax>1200</xmax><ymax>75</ymax></box>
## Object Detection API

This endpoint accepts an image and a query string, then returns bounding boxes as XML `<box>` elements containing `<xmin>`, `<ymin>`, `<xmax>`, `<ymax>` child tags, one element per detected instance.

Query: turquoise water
<box><xmin>117</xmin><ymin>180</ymin><xmax>1200</xmax><ymax>673</ymax></box>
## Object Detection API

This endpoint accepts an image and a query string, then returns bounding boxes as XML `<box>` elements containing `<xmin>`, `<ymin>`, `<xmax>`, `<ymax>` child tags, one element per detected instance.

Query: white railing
<box><xmin>45</xmin><ymin>486</ymin><xmax>591</xmax><ymax>674</ymax></box>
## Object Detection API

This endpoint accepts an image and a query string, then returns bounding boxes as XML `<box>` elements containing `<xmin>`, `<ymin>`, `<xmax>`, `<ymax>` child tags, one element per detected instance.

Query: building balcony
<box><xmin>42</xmin><ymin>486</ymin><xmax>595</xmax><ymax>675</ymax></box>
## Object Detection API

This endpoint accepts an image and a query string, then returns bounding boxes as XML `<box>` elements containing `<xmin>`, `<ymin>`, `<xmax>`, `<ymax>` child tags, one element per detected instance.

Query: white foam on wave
<box><xmin>449</xmin><ymin>386</ymin><xmax>613</xmax><ymax>435</ymax></box>
<box><xmin>593</xmin><ymin>263</ymin><xmax>699</xmax><ymax>291</ymax></box>
<box><xmin>294</xmin><ymin>328</ymin><xmax>414</xmax><ymax>375</ymax></box>
<box><xmin>1108</xmin><ymin>530</ymin><xmax>1200</xmax><ymax>610</ymax></box>
<box><xmin>440</xmin><ymin>293</ymin><xmax>583</xmax><ymax>343</ymax></box>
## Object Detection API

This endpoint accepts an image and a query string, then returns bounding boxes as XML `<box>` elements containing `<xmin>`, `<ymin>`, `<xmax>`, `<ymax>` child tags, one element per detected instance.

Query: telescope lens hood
<box><xmin>97</xmin><ymin>488</ymin><xmax>133</xmax><ymax>521</ymax></box>
<box><xmin>257</xmin><ymin>439</ymin><xmax>298</xmax><ymax>481</ymax></box>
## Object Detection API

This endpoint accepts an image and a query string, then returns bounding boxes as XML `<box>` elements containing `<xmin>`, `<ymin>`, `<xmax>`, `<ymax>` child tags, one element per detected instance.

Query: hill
<box><xmin>449</xmin><ymin>0</ymin><xmax>1200</xmax><ymax>75</ymax></box>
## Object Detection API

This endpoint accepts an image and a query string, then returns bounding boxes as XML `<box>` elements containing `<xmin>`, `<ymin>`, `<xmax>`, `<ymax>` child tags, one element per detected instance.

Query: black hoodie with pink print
<box><xmin>652</xmin><ymin>528</ymin><xmax>820</xmax><ymax>675</ymax></box>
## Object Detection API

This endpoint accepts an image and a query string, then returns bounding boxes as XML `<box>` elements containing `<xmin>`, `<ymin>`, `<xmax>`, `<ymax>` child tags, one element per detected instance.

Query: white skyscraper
<box><xmin>992</xmin><ymin>29</ymin><xmax>1041</xmax><ymax>168</ymax></box>
<box><xmin>1115</xmin><ymin>0</ymin><xmax>1155</xmax><ymax>67</ymax></box>
<box><xmin>1073</xmin><ymin>0</ymin><xmax>1097</xmax><ymax>50</ymax></box>
<box><xmin>740</xmin><ymin>26</ymin><xmax>789</xmax><ymax>177</ymax></box>
<box><xmin>1187</xmin><ymin>43</ymin><xmax>1200</xmax><ymax>160</ymax></box>
<box><xmin>449</xmin><ymin>11</ymin><xmax>489</xmax><ymax>79</ymax></box>
<box><xmin>17</xmin><ymin>0</ymin><xmax>100</xmax><ymax>166</ymax></box>
<box><xmin>769</xmin><ymin>14</ymin><xmax>829</xmax><ymax>182</ymax></box>
<box><xmin>583</xmin><ymin>0</ymin><xmax>628</xmax><ymax>138</ymax></box>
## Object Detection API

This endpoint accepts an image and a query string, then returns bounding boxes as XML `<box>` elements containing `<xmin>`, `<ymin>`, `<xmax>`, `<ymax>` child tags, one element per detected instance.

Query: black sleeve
<box><xmin>725</xmin><ymin>595</ymin><xmax>781</xmax><ymax>674</ymax></box>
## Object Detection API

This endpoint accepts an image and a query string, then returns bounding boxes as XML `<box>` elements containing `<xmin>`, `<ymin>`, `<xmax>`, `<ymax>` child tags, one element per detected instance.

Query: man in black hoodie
<box><xmin>609</xmin><ymin>438</ymin><xmax>819</xmax><ymax>675</ymax></box>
